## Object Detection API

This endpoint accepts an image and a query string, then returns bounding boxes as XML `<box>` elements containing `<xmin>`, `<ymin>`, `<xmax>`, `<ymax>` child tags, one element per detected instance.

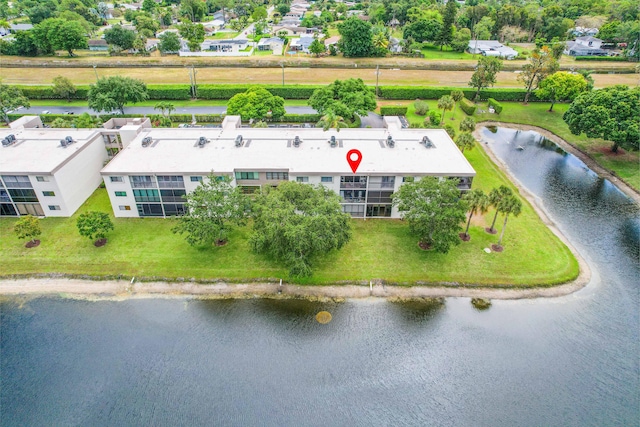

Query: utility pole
<box><xmin>281</xmin><ymin>63</ymin><xmax>285</xmax><ymax>86</ymax></box>
<box><xmin>189</xmin><ymin>66</ymin><xmax>198</xmax><ymax>99</ymax></box>
<box><xmin>375</xmin><ymin>65</ymin><xmax>380</xmax><ymax>97</ymax></box>
<box><xmin>93</xmin><ymin>65</ymin><xmax>99</xmax><ymax>80</ymax></box>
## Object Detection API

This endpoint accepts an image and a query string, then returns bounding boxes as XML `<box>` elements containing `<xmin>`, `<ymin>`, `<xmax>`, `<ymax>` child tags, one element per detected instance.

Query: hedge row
<box><xmin>7</xmin><ymin>113</ymin><xmax>321</xmax><ymax>125</ymax></box>
<box><xmin>17</xmin><ymin>84</ymin><xmax>547</xmax><ymax>102</ymax></box>
<box><xmin>487</xmin><ymin>98</ymin><xmax>503</xmax><ymax>114</ymax></box>
<box><xmin>459</xmin><ymin>98</ymin><xmax>476</xmax><ymax>116</ymax></box>
<box><xmin>379</xmin><ymin>106</ymin><xmax>408</xmax><ymax>115</ymax></box>
<box><xmin>574</xmin><ymin>56</ymin><xmax>629</xmax><ymax>61</ymax></box>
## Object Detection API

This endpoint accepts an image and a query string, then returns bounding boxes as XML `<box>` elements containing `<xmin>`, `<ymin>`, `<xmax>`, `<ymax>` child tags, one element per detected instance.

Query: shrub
<box><xmin>380</xmin><ymin>106</ymin><xmax>408</xmax><ymax>116</ymax></box>
<box><xmin>428</xmin><ymin>110</ymin><xmax>441</xmax><ymax>126</ymax></box>
<box><xmin>459</xmin><ymin>98</ymin><xmax>477</xmax><ymax>116</ymax></box>
<box><xmin>487</xmin><ymin>98</ymin><xmax>503</xmax><ymax>114</ymax></box>
<box><xmin>414</xmin><ymin>100</ymin><xmax>429</xmax><ymax>115</ymax></box>
<box><xmin>574</xmin><ymin>56</ymin><xmax>628</xmax><ymax>61</ymax></box>
<box><xmin>444</xmin><ymin>124</ymin><xmax>456</xmax><ymax>138</ymax></box>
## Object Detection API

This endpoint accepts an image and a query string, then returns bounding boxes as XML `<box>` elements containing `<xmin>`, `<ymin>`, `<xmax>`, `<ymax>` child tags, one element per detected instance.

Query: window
<box><xmin>340</xmin><ymin>176</ymin><xmax>367</xmax><ymax>188</ymax></box>
<box><xmin>296</xmin><ymin>176</ymin><xmax>309</xmax><ymax>183</ymax></box>
<box><xmin>190</xmin><ymin>176</ymin><xmax>203</xmax><ymax>182</ymax></box>
<box><xmin>343</xmin><ymin>204</ymin><xmax>365</xmax><ymax>217</ymax></box>
<box><xmin>239</xmin><ymin>185</ymin><xmax>260</xmax><ymax>194</ymax></box>
<box><xmin>340</xmin><ymin>190</ymin><xmax>366</xmax><ymax>203</ymax></box>
<box><xmin>235</xmin><ymin>172</ymin><xmax>259</xmax><ymax>180</ymax></box>
<box><xmin>321</xmin><ymin>177</ymin><xmax>333</xmax><ymax>183</ymax></box>
<box><xmin>36</xmin><ymin>176</ymin><xmax>49</xmax><ymax>182</ymax></box>
<box><xmin>119</xmin><ymin>205</ymin><xmax>131</xmax><ymax>211</ymax></box>
<box><xmin>160</xmin><ymin>189</ymin><xmax>186</xmax><ymax>203</ymax></box>
<box><xmin>130</xmin><ymin>175</ymin><xmax>155</xmax><ymax>188</ymax></box>
<box><xmin>2</xmin><ymin>175</ymin><xmax>32</xmax><ymax>188</ymax></box>
<box><xmin>115</xmin><ymin>191</ymin><xmax>127</xmax><ymax>197</ymax></box>
<box><xmin>0</xmin><ymin>189</ymin><xmax>10</xmax><ymax>203</ymax></box>
<box><xmin>133</xmin><ymin>189</ymin><xmax>160</xmax><ymax>202</ymax></box>
<box><xmin>163</xmin><ymin>204</ymin><xmax>186</xmax><ymax>216</ymax></box>
<box><xmin>110</xmin><ymin>176</ymin><xmax>124</xmax><ymax>183</ymax></box>
<box><xmin>42</xmin><ymin>191</ymin><xmax>55</xmax><ymax>197</ymax></box>
<box><xmin>137</xmin><ymin>203</ymin><xmax>163</xmax><ymax>217</ymax></box>
<box><xmin>48</xmin><ymin>205</ymin><xmax>61</xmax><ymax>210</ymax></box>
<box><xmin>402</xmin><ymin>177</ymin><xmax>415</xmax><ymax>183</ymax></box>
<box><xmin>157</xmin><ymin>175</ymin><xmax>185</xmax><ymax>188</ymax></box>
<box><xmin>8</xmin><ymin>188</ymin><xmax>38</xmax><ymax>202</ymax></box>
<box><xmin>266</xmin><ymin>172</ymin><xmax>288</xmax><ymax>180</ymax></box>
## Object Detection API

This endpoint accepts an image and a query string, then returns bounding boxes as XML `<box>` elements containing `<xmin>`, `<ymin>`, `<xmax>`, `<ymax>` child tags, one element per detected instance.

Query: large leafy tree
<box><xmin>563</xmin><ymin>85</ymin><xmax>640</xmax><ymax>153</ymax></box>
<box><xmin>403</xmin><ymin>19</ymin><xmax>442</xmax><ymax>43</ymax></box>
<box><xmin>173</xmin><ymin>174</ymin><xmax>250</xmax><ymax>246</ymax></box>
<box><xmin>74</xmin><ymin>112</ymin><xmax>100</xmax><ymax>128</ymax></box>
<box><xmin>435</xmin><ymin>0</ymin><xmax>457</xmax><ymax>50</ymax></box>
<box><xmin>250</xmin><ymin>181</ymin><xmax>352</xmax><ymax>278</ymax></box>
<box><xmin>76</xmin><ymin>211</ymin><xmax>114</xmax><ymax>245</ymax></box>
<box><xmin>158</xmin><ymin>32</ymin><xmax>181</xmax><ymax>53</ymax></box>
<box><xmin>461</xmin><ymin>189</ymin><xmax>489</xmax><ymax>240</ymax></box>
<box><xmin>451</xmin><ymin>28</ymin><xmax>471</xmax><ymax>53</ymax></box>
<box><xmin>32</xmin><ymin>18</ymin><xmax>87</xmax><ymax>56</ymax></box>
<box><xmin>180</xmin><ymin>0</ymin><xmax>207</xmax><ymax>22</ymax></box>
<box><xmin>227</xmin><ymin>86</ymin><xmax>285</xmax><ymax>120</ymax></box>
<box><xmin>494</xmin><ymin>194</ymin><xmax>522</xmax><ymax>250</ymax></box>
<box><xmin>536</xmin><ymin>71</ymin><xmax>587</xmax><ymax>112</ymax></box>
<box><xmin>0</xmin><ymin>83</ymin><xmax>30</xmax><ymax>125</ymax></box>
<box><xmin>14</xmin><ymin>215</ymin><xmax>41</xmax><ymax>245</ymax></box>
<box><xmin>178</xmin><ymin>20</ymin><xmax>205</xmax><ymax>51</ymax></box>
<box><xmin>52</xmin><ymin>75</ymin><xmax>76</xmax><ymax>102</ymax></box>
<box><xmin>392</xmin><ymin>177</ymin><xmax>468</xmax><ymax>253</ymax></box>
<box><xmin>104</xmin><ymin>25</ymin><xmax>137</xmax><ymax>51</ymax></box>
<box><xmin>308</xmin><ymin>78</ymin><xmax>377</xmax><ymax>121</ymax></box>
<box><xmin>337</xmin><ymin>17</ymin><xmax>373</xmax><ymax>57</ymax></box>
<box><xmin>518</xmin><ymin>46</ymin><xmax>559</xmax><ymax>104</ymax></box>
<box><xmin>308</xmin><ymin>38</ymin><xmax>326</xmax><ymax>57</ymax></box>
<box><xmin>469</xmin><ymin>56</ymin><xmax>503</xmax><ymax>101</ymax></box>
<box><xmin>88</xmin><ymin>76</ymin><xmax>149</xmax><ymax>115</ymax></box>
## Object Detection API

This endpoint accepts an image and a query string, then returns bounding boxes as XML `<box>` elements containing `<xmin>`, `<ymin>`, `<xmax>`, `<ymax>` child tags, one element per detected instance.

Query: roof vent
<box><xmin>60</xmin><ymin>139</ymin><xmax>67</xmax><ymax>147</ymax></box>
<box><xmin>65</xmin><ymin>136</ymin><xmax>73</xmax><ymax>144</ymax></box>
<box><xmin>387</xmin><ymin>135</ymin><xmax>395</xmax><ymax>148</ymax></box>
<box><xmin>329</xmin><ymin>135</ymin><xmax>337</xmax><ymax>148</ymax></box>
<box><xmin>420</xmin><ymin>136</ymin><xmax>435</xmax><ymax>148</ymax></box>
<box><xmin>293</xmin><ymin>135</ymin><xmax>301</xmax><ymax>147</ymax></box>
<box><xmin>142</xmin><ymin>136</ymin><xmax>152</xmax><ymax>147</ymax></box>
<box><xmin>2</xmin><ymin>134</ymin><xmax>16</xmax><ymax>146</ymax></box>
<box><xmin>235</xmin><ymin>135</ymin><xmax>243</xmax><ymax>147</ymax></box>
<box><xmin>198</xmin><ymin>136</ymin><xmax>208</xmax><ymax>147</ymax></box>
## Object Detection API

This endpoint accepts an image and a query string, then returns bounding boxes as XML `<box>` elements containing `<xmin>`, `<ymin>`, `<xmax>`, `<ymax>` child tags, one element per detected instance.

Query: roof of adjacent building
<box><xmin>0</xmin><ymin>127</ymin><xmax>100</xmax><ymax>174</ymax></box>
<box><xmin>468</xmin><ymin>40</ymin><xmax>518</xmax><ymax>56</ymax></box>
<box><xmin>258</xmin><ymin>37</ymin><xmax>285</xmax><ymax>45</ymax></box>
<box><xmin>101</xmin><ymin>117</ymin><xmax>475</xmax><ymax>177</ymax></box>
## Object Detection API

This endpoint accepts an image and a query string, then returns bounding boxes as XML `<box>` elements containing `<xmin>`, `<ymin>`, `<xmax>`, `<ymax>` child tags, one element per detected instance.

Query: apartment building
<box><xmin>101</xmin><ymin>116</ymin><xmax>475</xmax><ymax>219</ymax></box>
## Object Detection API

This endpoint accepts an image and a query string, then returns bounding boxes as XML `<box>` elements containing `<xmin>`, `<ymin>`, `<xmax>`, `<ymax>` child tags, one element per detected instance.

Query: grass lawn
<box><xmin>0</xmin><ymin>143</ymin><xmax>578</xmax><ymax>287</ymax></box>
<box><xmin>377</xmin><ymin>100</ymin><xmax>640</xmax><ymax>193</ymax></box>
<box><xmin>420</xmin><ymin>44</ymin><xmax>471</xmax><ymax>60</ymax></box>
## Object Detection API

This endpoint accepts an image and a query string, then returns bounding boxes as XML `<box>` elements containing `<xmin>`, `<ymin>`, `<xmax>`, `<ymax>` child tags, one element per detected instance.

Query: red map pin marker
<box><xmin>347</xmin><ymin>149</ymin><xmax>362</xmax><ymax>173</ymax></box>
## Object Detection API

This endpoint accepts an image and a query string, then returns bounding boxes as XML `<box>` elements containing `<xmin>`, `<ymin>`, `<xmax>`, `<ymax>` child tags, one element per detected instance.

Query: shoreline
<box><xmin>0</xmin><ymin>126</ymin><xmax>597</xmax><ymax>301</ymax></box>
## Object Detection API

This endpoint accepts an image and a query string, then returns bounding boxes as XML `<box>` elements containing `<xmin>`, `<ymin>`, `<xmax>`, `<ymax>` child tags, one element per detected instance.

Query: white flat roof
<box><xmin>0</xmin><ymin>128</ymin><xmax>99</xmax><ymax>174</ymax></box>
<box><xmin>101</xmin><ymin>123</ymin><xmax>475</xmax><ymax>177</ymax></box>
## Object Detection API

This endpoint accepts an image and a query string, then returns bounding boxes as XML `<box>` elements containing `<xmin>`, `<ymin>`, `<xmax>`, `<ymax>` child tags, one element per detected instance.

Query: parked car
<box><xmin>63</xmin><ymin>111</ymin><xmax>75</xmax><ymax>115</ymax></box>
<box><xmin>41</xmin><ymin>110</ymin><xmax>51</xmax><ymax>114</ymax></box>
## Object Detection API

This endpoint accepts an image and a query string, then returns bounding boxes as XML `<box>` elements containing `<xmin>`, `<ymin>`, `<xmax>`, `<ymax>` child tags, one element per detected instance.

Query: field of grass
<box><xmin>0</xmin><ymin>143</ymin><xmax>578</xmax><ymax>287</ymax></box>
<box><xmin>420</xmin><ymin>44</ymin><xmax>471</xmax><ymax>60</ymax></box>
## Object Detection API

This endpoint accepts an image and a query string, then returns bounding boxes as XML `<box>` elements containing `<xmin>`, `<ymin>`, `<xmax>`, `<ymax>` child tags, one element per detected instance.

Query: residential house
<box><xmin>289</xmin><ymin>36</ymin><xmax>314</xmax><ymax>53</ymax></box>
<box><xmin>257</xmin><ymin>37</ymin><xmax>285</xmax><ymax>54</ymax></box>
<box><xmin>200</xmin><ymin>39</ymin><xmax>249</xmax><ymax>53</ymax></box>
<box><xmin>88</xmin><ymin>39</ymin><xmax>109</xmax><ymax>51</ymax></box>
<box><xmin>0</xmin><ymin>24</ymin><xmax>34</xmax><ymax>37</ymax></box>
<box><xmin>564</xmin><ymin>36</ymin><xmax>607</xmax><ymax>56</ymax></box>
<box><xmin>467</xmin><ymin>40</ymin><xmax>518</xmax><ymax>59</ymax></box>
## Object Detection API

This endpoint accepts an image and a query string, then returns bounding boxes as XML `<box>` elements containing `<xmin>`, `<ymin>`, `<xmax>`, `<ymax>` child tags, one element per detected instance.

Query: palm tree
<box><xmin>437</xmin><ymin>95</ymin><xmax>454</xmax><ymax>122</ymax></box>
<box><xmin>459</xmin><ymin>117</ymin><xmax>476</xmax><ymax>133</ymax></box>
<box><xmin>317</xmin><ymin>110</ymin><xmax>348</xmax><ymax>132</ymax></box>
<box><xmin>372</xmin><ymin>32</ymin><xmax>389</xmax><ymax>50</ymax></box>
<box><xmin>154</xmin><ymin>101</ymin><xmax>175</xmax><ymax>118</ymax></box>
<box><xmin>455</xmin><ymin>132</ymin><xmax>475</xmax><ymax>153</ymax></box>
<box><xmin>462</xmin><ymin>189</ymin><xmax>489</xmax><ymax>240</ymax></box>
<box><xmin>495</xmin><ymin>195</ymin><xmax>522</xmax><ymax>249</ymax></box>
<box><xmin>450</xmin><ymin>90</ymin><xmax>464</xmax><ymax>118</ymax></box>
<box><xmin>486</xmin><ymin>185</ymin><xmax>513</xmax><ymax>234</ymax></box>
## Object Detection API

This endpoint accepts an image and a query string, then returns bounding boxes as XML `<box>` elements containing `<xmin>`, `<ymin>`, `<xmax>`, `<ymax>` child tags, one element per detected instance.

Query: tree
<box><xmin>178</xmin><ymin>20</ymin><xmax>205</xmax><ymax>51</ymax></box>
<box><xmin>435</xmin><ymin>0</ymin><xmax>457</xmax><ymax>50</ymax></box>
<box><xmin>250</xmin><ymin>181</ymin><xmax>352</xmax><ymax>277</ymax></box>
<box><xmin>337</xmin><ymin>17</ymin><xmax>373</xmax><ymax>57</ymax></box>
<box><xmin>14</xmin><ymin>215</ymin><xmax>41</xmax><ymax>245</ymax></box>
<box><xmin>32</xmin><ymin>18</ymin><xmax>87</xmax><ymax>56</ymax></box>
<box><xmin>276</xmin><ymin>4</ymin><xmax>290</xmax><ymax>15</ymax></box>
<box><xmin>536</xmin><ymin>71</ymin><xmax>587</xmax><ymax>112</ymax></box>
<box><xmin>563</xmin><ymin>85</ymin><xmax>640</xmax><ymax>153</ymax></box>
<box><xmin>50</xmin><ymin>117</ymin><xmax>71</xmax><ymax>128</ymax></box>
<box><xmin>414</xmin><ymin>100</ymin><xmax>429</xmax><ymax>116</ymax></box>
<box><xmin>461</xmin><ymin>189</ymin><xmax>489</xmax><ymax>240</ymax></box>
<box><xmin>469</xmin><ymin>56</ymin><xmax>503</xmax><ymax>101</ymax></box>
<box><xmin>9</xmin><ymin>30</ymin><xmax>38</xmax><ymax>56</ymax></box>
<box><xmin>251</xmin><ymin>6</ymin><xmax>267</xmax><ymax>22</ymax></box>
<box><xmin>309</xmin><ymin>38</ymin><xmax>325</xmax><ymax>57</ymax></box>
<box><xmin>173</xmin><ymin>174</ymin><xmax>249</xmax><ymax>246</ymax></box>
<box><xmin>180</xmin><ymin>0</ymin><xmax>207</xmax><ymax>22</ymax></box>
<box><xmin>392</xmin><ymin>177</ymin><xmax>467</xmax><ymax>253</ymax></box>
<box><xmin>438</xmin><ymin>94</ymin><xmax>454</xmax><ymax>122</ymax></box>
<box><xmin>403</xmin><ymin>19</ymin><xmax>442</xmax><ymax>43</ymax></box>
<box><xmin>455</xmin><ymin>132</ymin><xmax>475</xmax><ymax>153</ymax></box>
<box><xmin>104</xmin><ymin>25</ymin><xmax>137</xmax><ymax>50</ymax></box>
<box><xmin>74</xmin><ymin>112</ymin><xmax>99</xmax><ymax>128</ymax></box>
<box><xmin>76</xmin><ymin>211</ymin><xmax>114</xmax><ymax>244</ymax></box>
<box><xmin>459</xmin><ymin>117</ymin><xmax>476</xmax><ymax>133</ymax></box>
<box><xmin>317</xmin><ymin>110</ymin><xmax>347</xmax><ymax>132</ymax></box>
<box><xmin>0</xmin><ymin>83</ymin><xmax>30</xmax><ymax>125</ymax></box>
<box><xmin>473</xmin><ymin>16</ymin><xmax>494</xmax><ymax>40</ymax></box>
<box><xmin>308</xmin><ymin>78</ymin><xmax>377</xmax><ymax>121</ymax></box>
<box><xmin>52</xmin><ymin>76</ymin><xmax>76</xmax><ymax>102</ymax></box>
<box><xmin>154</xmin><ymin>101</ymin><xmax>175</xmax><ymax>118</ymax></box>
<box><xmin>517</xmin><ymin>46</ymin><xmax>559</xmax><ymax>103</ymax></box>
<box><xmin>227</xmin><ymin>86</ymin><xmax>285</xmax><ymax>120</ymax></box>
<box><xmin>135</xmin><ymin>14</ymin><xmax>160</xmax><ymax>37</ymax></box>
<box><xmin>88</xmin><ymin>76</ymin><xmax>149</xmax><ymax>115</ymax></box>
<box><xmin>158</xmin><ymin>31</ymin><xmax>181</xmax><ymax>53</ymax></box>
<box><xmin>142</xmin><ymin>0</ymin><xmax>157</xmax><ymax>13</ymax></box>
<box><xmin>486</xmin><ymin>185</ymin><xmax>513</xmax><ymax>234</ymax></box>
<box><xmin>451</xmin><ymin>28</ymin><xmax>471</xmax><ymax>52</ymax></box>
<box><xmin>494</xmin><ymin>194</ymin><xmax>522</xmax><ymax>249</ymax></box>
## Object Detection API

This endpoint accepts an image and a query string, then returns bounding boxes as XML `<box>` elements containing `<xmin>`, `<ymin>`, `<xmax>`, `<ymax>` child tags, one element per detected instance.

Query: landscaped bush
<box><xmin>574</xmin><ymin>56</ymin><xmax>628</xmax><ymax>61</ymax></box>
<box><xmin>378</xmin><ymin>86</ymin><xmax>538</xmax><ymax>102</ymax></box>
<box><xmin>428</xmin><ymin>110</ymin><xmax>441</xmax><ymax>126</ymax></box>
<box><xmin>380</xmin><ymin>106</ymin><xmax>408</xmax><ymax>116</ymax></box>
<box><xmin>147</xmin><ymin>84</ymin><xmax>191</xmax><ymax>100</ymax></box>
<box><xmin>487</xmin><ymin>98</ymin><xmax>503</xmax><ymax>114</ymax></box>
<box><xmin>414</xmin><ymin>100</ymin><xmax>429</xmax><ymax>115</ymax></box>
<box><xmin>16</xmin><ymin>85</ymin><xmax>90</xmax><ymax>100</ymax></box>
<box><xmin>198</xmin><ymin>85</ymin><xmax>322</xmax><ymax>99</ymax></box>
<box><xmin>459</xmin><ymin>98</ymin><xmax>477</xmax><ymax>115</ymax></box>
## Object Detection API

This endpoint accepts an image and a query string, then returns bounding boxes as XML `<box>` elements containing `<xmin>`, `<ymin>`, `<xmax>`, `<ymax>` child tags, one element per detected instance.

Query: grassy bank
<box><xmin>0</xmin><ymin>143</ymin><xmax>578</xmax><ymax>287</ymax></box>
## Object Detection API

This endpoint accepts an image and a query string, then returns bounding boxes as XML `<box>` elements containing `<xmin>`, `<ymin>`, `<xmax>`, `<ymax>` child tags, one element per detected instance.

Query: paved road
<box><xmin>22</xmin><ymin>105</ymin><xmax>318</xmax><ymax>115</ymax></box>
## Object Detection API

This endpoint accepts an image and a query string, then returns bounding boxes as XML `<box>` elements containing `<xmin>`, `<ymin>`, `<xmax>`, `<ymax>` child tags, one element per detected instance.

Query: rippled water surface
<box><xmin>1</xmin><ymin>128</ymin><xmax>638</xmax><ymax>426</ymax></box>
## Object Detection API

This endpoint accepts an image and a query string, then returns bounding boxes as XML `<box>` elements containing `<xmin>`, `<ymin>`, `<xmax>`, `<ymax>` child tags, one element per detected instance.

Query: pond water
<box><xmin>1</xmin><ymin>127</ymin><xmax>638</xmax><ymax>426</ymax></box>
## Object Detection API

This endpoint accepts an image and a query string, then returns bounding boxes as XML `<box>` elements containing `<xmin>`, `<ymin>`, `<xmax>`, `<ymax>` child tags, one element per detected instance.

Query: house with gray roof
<box><xmin>467</xmin><ymin>40</ymin><xmax>518</xmax><ymax>59</ymax></box>
<box><xmin>564</xmin><ymin>36</ymin><xmax>607</xmax><ymax>56</ymax></box>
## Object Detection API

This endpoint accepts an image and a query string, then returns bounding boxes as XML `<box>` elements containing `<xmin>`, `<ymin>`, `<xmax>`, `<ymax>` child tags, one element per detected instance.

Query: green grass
<box><xmin>0</xmin><ymin>142</ymin><xmax>579</xmax><ymax>287</ymax></box>
<box><xmin>420</xmin><ymin>44</ymin><xmax>472</xmax><ymax>60</ymax></box>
